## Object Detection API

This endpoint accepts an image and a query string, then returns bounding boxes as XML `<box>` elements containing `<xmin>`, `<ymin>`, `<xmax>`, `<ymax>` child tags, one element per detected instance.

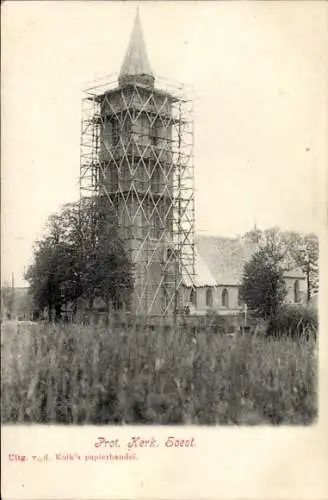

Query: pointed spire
<box><xmin>119</xmin><ymin>8</ymin><xmax>155</xmax><ymax>87</ymax></box>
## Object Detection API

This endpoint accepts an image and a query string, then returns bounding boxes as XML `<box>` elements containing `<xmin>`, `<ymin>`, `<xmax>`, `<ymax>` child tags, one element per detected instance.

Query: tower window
<box><xmin>151</xmin><ymin>166</ymin><xmax>161</xmax><ymax>192</ymax></box>
<box><xmin>206</xmin><ymin>288</ymin><xmax>213</xmax><ymax>308</ymax></box>
<box><xmin>150</xmin><ymin>210</ymin><xmax>161</xmax><ymax>239</ymax></box>
<box><xmin>222</xmin><ymin>288</ymin><xmax>229</xmax><ymax>308</ymax></box>
<box><xmin>112</xmin><ymin>119</ymin><xmax>120</xmax><ymax>146</ymax></box>
<box><xmin>150</xmin><ymin>121</ymin><xmax>159</xmax><ymax>147</ymax></box>
<box><xmin>103</xmin><ymin>121</ymin><xmax>111</xmax><ymax>150</ymax></box>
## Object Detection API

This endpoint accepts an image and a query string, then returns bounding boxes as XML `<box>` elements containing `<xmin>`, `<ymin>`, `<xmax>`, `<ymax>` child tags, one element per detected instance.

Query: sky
<box><xmin>2</xmin><ymin>1</ymin><xmax>327</xmax><ymax>287</ymax></box>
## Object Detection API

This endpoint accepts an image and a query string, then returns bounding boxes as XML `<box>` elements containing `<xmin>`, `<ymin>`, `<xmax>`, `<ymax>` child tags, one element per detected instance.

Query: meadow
<box><xmin>1</xmin><ymin>319</ymin><xmax>317</xmax><ymax>425</ymax></box>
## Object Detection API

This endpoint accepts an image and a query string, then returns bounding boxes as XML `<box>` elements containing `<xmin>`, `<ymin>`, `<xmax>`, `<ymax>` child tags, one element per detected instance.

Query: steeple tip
<box><xmin>118</xmin><ymin>9</ymin><xmax>155</xmax><ymax>87</ymax></box>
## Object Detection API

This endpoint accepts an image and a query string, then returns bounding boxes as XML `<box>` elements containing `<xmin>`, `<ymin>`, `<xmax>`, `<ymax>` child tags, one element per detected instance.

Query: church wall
<box><xmin>182</xmin><ymin>275</ymin><xmax>307</xmax><ymax>317</ymax></box>
<box><xmin>214</xmin><ymin>286</ymin><xmax>240</xmax><ymax>311</ymax></box>
<box><xmin>182</xmin><ymin>285</ymin><xmax>241</xmax><ymax>315</ymax></box>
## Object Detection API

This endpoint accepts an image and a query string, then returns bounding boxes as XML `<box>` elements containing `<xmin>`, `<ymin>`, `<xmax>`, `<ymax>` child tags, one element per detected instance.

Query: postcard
<box><xmin>1</xmin><ymin>1</ymin><xmax>328</xmax><ymax>499</ymax></box>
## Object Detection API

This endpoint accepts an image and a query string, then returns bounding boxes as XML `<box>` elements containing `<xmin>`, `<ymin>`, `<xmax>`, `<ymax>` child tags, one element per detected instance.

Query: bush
<box><xmin>267</xmin><ymin>304</ymin><xmax>318</xmax><ymax>340</ymax></box>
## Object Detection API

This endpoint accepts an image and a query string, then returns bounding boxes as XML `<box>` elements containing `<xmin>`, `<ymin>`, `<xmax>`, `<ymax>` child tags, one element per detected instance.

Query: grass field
<box><xmin>1</xmin><ymin>320</ymin><xmax>317</xmax><ymax>425</ymax></box>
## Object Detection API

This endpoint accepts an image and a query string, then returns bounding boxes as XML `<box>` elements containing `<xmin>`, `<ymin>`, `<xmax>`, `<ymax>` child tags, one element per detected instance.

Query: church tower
<box><xmin>80</xmin><ymin>10</ymin><xmax>195</xmax><ymax>317</ymax></box>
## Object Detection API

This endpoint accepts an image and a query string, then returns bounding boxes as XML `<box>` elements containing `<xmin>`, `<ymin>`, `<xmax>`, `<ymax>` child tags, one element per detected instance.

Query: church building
<box><xmin>182</xmin><ymin>235</ymin><xmax>306</xmax><ymax>316</ymax></box>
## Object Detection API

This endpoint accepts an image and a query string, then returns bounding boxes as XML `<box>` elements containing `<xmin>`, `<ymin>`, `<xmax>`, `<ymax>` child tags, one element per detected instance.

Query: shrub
<box><xmin>267</xmin><ymin>304</ymin><xmax>318</xmax><ymax>340</ymax></box>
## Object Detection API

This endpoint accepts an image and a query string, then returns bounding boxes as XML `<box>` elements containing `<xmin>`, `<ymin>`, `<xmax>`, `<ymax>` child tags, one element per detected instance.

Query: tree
<box><xmin>282</xmin><ymin>232</ymin><xmax>319</xmax><ymax>303</ymax></box>
<box><xmin>243</xmin><ymin>226</ymin><xmax>319</xmax><ymax>302</ymax></box>
<box><xmin>243</xmin><ymin>227</ymin><xmax>292</xmax><ymax>269</ymax></box>
<box><xmin>25</xmin><ymin>222</ymin><xmax>83</xmax><ymax>321</ymax></box>
<box><xmin>240</xmin><ymin>245</ymin><xmax>287</xmax><ymax>321</ymax></box>
<box><xmin>25</xmin><ymin>197</ymin><xmax>134</xmax><ymax>320</ymax></box>
<box><xmin>81</xmin><ymin>196</ymin><xmax>134</xmax><ymax>315</ymax></box>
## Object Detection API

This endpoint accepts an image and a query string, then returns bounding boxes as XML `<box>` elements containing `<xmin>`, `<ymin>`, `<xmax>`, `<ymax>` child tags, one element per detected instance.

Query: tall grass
<box><xmin>1</xmin><ymin>320</ymin><xmax>317</xmax><ymax>425</ymax></box>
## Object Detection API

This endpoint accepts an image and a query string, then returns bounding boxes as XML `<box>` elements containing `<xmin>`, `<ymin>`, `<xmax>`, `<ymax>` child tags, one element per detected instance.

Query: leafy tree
<box><xmin>240</xmin><ymin>245</ymin><xmax>287</xmax><ymax>321</ymax></box>
<box><xmin>282</xmin><ymin>232</ymin><xmax>319</xmax><ymax>303</ymax></box>
<box><xmin>81</xmin><ymin>196</ymin><xmax>134</xmax><ymax>314</ymax></box>
<box><xmin>243</xmin><ymin>226</ymin><xmax>319</xmax><ymax>302</ymax></box>
<box><xmin>25</xmin><ymin>227</ymin><xmax>81</xmax><ymax>321</ymax></box>
<box><xmin>243</xmin><ymin>227</ymin><xmax>293</xmax><ymax>268</ymax></box>
<box><xmin>25</xmin><ymin>197</ymin><xmax>133</xmax><ymax>320</ymax></box>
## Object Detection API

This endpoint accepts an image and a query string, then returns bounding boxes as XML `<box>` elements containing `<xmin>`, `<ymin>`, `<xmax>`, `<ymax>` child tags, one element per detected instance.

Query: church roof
<box><xmin>119</xmin><ymin>9</ymin><xmax>154</xmax><ymax>87</ymax></box>
<box><xmin>185</xmin><ymin>235</ymin><xmax>304</xmax><ymax>288</ymax></box>
<box><xmin>183</xmin><ymin>248</ymin><xmax>217</xmax><ymax>288</ymax></box>
<box><xmin>195</xmin><ymin>236</ymin><xmax>256</xmax><ymax>286</ymax></box>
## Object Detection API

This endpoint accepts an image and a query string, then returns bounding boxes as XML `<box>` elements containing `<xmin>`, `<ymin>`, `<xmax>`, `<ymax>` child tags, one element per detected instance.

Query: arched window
<box><xmin>150</xmin><ymin>124</ymin><xmax>159</xmax><ymax>147</ymax></box>
<box><xmin>151</xmin><ymin>165</ymin><xmax>161</xmax><ymax>193</ymax></box>
<box><xmin>237</xmin><ymin>287</ymin><xmax>243</xmax><ymax>306</ymax></box>
<box><xmin>103</xmin><ymin>121</ymin><xmax>111</xmax><ymax>150</ymax></box>
<box><xmin>222</xmin><ymin>288</ymin><xmax>229</xmax><ymax>308</ymax></box>
<box><xmin>206</xmin><ymin>288</ymin><xmax>213</xmax><ymax>308</ymax></box>
<box><xmin>294</xmin><ymin>280</ymin><xmax>300</xmax><ymax>303</ymax></box>
<box><xmin>190</xmin><ymin>288</ymin><xmax>197</xmax><ymax>307</ymax></box>
<box><xmin>111</xmin><ymin>118</ymin><xmax>120</xmax><ymax>146</ymax></box>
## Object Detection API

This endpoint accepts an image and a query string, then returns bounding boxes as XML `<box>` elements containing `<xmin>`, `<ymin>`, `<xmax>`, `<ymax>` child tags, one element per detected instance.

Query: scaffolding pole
<box><xmin>79</xmin><ymin>75</ymin><xmax>195</xmax><ymax>320</ymax></box>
